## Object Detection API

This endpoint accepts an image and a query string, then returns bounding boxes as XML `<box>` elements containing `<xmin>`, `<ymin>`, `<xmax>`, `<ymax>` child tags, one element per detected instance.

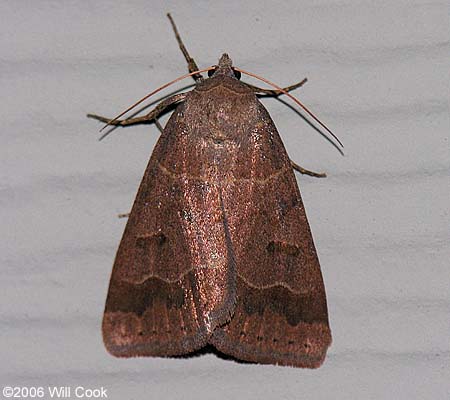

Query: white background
<box><xmin>1</xmin><ymin>1</ymin><xmax>449</xmax><ymax>399</ymax></box>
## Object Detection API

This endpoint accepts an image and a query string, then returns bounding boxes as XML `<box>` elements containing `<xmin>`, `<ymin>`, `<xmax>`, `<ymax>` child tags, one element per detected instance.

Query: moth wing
<box><xmin>210</xmin><ymin>108</ymin><xmax>331</xmax><ymax>368</ymax></box>
<box><xmin>102</xmin><ymin>136</ymin><xmax>208</xmax><ymax>357</ymax></box>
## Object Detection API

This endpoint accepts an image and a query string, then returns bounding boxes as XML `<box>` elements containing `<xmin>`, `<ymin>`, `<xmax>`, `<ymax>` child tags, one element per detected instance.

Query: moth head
<box><xmin>208</xmin><ymin>53</ymin><xmax>241</xmax><ymax>80</ymax></box>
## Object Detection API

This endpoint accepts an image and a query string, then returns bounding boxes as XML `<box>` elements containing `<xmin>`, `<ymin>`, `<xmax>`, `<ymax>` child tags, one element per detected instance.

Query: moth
<box><xmin>88</xmin><ymin>14</ymin><xmax>335</xmax><ymax>368</ymax></box>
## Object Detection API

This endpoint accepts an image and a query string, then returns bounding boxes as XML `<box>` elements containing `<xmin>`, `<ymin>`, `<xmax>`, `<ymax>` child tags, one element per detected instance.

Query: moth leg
<box><xmin>247</xmin><ymin>78</ymin><xmax>307</xmax><ymax>96</ymax></box>
<box><xmin>167</xmin><ymin>13</ymin><xmax>203</xmax><ymax>83</ymax></box>
<box><xmin>154</xmin><ymin>119</ymin><xmax>164</xmax><ymax>133</ymax></box>
<box><xmin>290</xmin><ymin>160</ymin><xmax>326</xmax><ymax>178</ymax></box>
<box><xmin>87</xmin><ymin>93</ymin><xmax>187</xmax><ymax>126</ymax></box>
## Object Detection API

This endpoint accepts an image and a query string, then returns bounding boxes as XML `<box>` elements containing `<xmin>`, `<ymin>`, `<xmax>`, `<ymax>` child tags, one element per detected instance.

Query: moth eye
<box><xmin>208</xmin><ymin>66</ymin><xmax>218</xmax><ymax>77</ymax></box>
<box><xmin>232</xmin><ymin>68</ymin><xmax>241</xmax><ymax>80</ymax></box>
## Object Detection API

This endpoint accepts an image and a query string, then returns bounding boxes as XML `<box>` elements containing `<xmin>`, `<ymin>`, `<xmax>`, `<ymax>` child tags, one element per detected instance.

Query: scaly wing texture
<box><xmin>102</xmin><ymin>155</ymin><xmax>208</xmax><ymax>356</ymax></box>
<box><xmin>103</xmin><ymin>76</ymin><xmax>331</xmax><ymax>366</ymax></box>
<box><xmin>102</xmin><ymin>99</ymin><xmax>238</xmax><ymax>357</ymax></box>
<box><xmin>210</xmin><ymin>100</ymin><xmax>332</xmax><ymax>368</ymax></box>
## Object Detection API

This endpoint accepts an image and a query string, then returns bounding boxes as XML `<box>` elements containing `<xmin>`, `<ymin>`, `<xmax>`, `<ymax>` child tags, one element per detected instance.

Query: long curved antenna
<box><xmin>234</xmin><ymin>67</ymin><xmax>343</xmax><ymax>148</ymax></box>
<box><xmin>100</xmin><ymin>67</ymin><xmax>214</xmax><ymax>131</ymax></box>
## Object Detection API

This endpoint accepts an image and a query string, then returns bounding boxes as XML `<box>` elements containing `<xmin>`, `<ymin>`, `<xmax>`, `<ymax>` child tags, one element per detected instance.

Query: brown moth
<box><xmin>88</xmin><ymin>14</ymin><xmax>332</xmax><ymax>368</ymax></box>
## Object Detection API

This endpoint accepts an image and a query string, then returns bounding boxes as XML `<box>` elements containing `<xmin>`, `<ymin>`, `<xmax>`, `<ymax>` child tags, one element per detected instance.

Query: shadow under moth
<box><xmin>88</xmin><ymin>14</ymin><xmax>338</xmax><ymax>368</ymax></box>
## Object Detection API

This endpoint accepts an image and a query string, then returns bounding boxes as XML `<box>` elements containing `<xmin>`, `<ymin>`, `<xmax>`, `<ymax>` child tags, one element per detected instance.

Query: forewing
<box><xmin>210</xmin><ymin>103</ymin><xmax>331</xmax><ymax>368</ymax></box>
<box><xmin>102</xmin><ymin>127</ymin><xmax>209</xmax><ymax>357</ymax></box>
